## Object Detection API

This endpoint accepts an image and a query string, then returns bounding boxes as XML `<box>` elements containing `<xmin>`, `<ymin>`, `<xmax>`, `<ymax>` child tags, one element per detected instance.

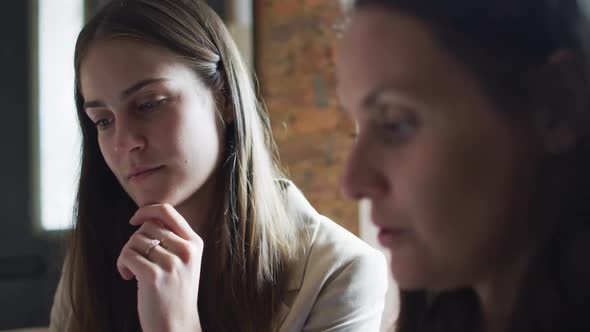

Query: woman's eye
<box><xmin>138</xmin><ymin>98</ymin><xmax>167</xmax><ymax>113</ymax></box>
<box><xmin>379</xmin><ymin>118</ymin><xmax>417</xmax><ymax>145</ymax></box>
<box><xmin>383</xmin><ymin>120</ymin><xmax>414</xmax><ymax>135</ymax></box>
<box><xmin>94</xmin><ymin>118</ymin><xmax>113</xmax><ymax>130</ymax></box>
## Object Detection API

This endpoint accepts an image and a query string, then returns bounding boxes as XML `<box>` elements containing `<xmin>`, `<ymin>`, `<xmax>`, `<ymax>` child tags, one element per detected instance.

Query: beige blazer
<box><xmin>276</xmin><ymin>184</ymin><xmax>388</xmax><ymax>331</ymax></box>
<box><xmin>49</xmin><ymin>184</ymin><xmax>388</xmax><ymax>331</ymax></box>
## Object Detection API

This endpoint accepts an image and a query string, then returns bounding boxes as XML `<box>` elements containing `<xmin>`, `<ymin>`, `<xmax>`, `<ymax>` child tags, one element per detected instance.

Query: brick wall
<box><xmin>255</xmin><ymin>0</ymin><xmax>358</xmax><ymax>234</ymax></box>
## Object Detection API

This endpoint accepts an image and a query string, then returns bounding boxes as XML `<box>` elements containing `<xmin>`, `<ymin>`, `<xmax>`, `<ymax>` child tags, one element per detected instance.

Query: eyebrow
<box><xmin>83</xmin><ymin>78</ymin><xmax>168</xmax><ymax>110</ymax></box>
<box><xmin>361</xmin><ymin>82</ymin><xmax>421</xmax><ymax>112</ymax></box>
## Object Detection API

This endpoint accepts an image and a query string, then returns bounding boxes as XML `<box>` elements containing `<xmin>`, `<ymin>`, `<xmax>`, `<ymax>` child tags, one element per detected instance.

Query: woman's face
<box><xmin>80</xmin><ymin>39</ymin><xmax>223</xmax><ymax>208</ymax></box>
<box><xmin>337</xmin><ymin>8</ymin><xmax>541</xmax><ymax>290</ymax></box>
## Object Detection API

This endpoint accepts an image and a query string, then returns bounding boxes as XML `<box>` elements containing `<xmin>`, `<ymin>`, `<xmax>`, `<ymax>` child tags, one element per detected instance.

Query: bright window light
<box><xmin>38</xmin><ymin>0</ymin><xmax>84</xmax><ymax>230</ymax></box>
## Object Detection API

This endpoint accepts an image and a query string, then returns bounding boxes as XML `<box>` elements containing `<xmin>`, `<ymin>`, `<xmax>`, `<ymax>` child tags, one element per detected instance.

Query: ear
<box><xmin>531</xmin><ymin>49</ymin><xmax>590</xmax><ymax>154</ymax></box>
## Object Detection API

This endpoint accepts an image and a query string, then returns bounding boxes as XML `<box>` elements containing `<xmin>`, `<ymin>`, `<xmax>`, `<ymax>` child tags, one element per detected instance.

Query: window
<box><xmin>37</xmin><ymin>0</ymin><xmax>84</xmax><ymax>230</ymax></box>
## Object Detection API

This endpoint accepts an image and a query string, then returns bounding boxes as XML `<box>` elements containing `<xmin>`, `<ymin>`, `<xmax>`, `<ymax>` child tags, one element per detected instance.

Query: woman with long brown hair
<box><xmin>337</xmin><ymin>0</ymin><xmax>590</xmax><ymax>331</ymax></box>
<box><xmin>48</xmin><ymin>0</ymin><xmax>388</xmax><ymax>331</ymax></box>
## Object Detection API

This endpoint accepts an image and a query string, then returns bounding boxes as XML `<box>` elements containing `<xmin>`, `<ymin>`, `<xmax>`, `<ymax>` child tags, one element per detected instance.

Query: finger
<box><xmin>133</xmin><ymin>233</ymin><xmax>190</xmax><ymax>273</ymax></box>
<box><xmin>130</xmin><ymin>204</ymin><xmax>195</xmax><ymax>240</ymax></box>
<box><xmin>138</xmin><ymin>222</ymin><xmax>195</xmax><ymax>263</ymax></box>
<box><xmin>120</xmin><ymin>266</ymin><xmax>134</xmax><ymax>281</ymax></box>
<box><xmin>117</xmin><ymin>240</ymin><xmax>159</xmax><ymax>283</ymax></box>
<box><xmin>117</xmin><ymin>239</ymin><xmax>137</xmax><ymax>280</ymax></box>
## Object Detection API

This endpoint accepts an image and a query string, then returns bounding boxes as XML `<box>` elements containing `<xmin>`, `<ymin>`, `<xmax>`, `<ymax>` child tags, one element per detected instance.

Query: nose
<box><xmin>341</xmin><ymin>136</ymin><xmax>389</xmax><ymax>201</ymax></box>
<box><xmin>112</xmin><ymin>117</ymin><xmax>146</xmax><ymax>154</ymax></box>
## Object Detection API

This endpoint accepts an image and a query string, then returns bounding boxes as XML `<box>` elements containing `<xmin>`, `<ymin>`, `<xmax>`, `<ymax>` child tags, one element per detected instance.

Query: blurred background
<box><xmin>0</xmin><ymin>0</ymin><xmax>395</xmax><ymax>329</ymax></box>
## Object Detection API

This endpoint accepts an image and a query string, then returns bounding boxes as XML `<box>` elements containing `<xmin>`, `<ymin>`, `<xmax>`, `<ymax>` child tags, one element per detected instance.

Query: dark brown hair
<box><xmin>64</xmin><ymin>0</ymin><xmax>299</xmax><ymax>331</ymax></box>
<box><xmin>352</xmin><ymin>0</ymin><xmax>590</xmax><ymax>331</ymax></box>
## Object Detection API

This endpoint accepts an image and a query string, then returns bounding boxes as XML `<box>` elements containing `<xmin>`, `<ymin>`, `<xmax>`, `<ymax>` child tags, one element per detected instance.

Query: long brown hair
<box><xmin>64</xmin><ymin>0</ymin><xmax>298</xmax><ymax>331</ymax></box>
<box><xmin>350</xmin><ymin>0</ymin><xmax>590</xmax><ymax>331</ymax></box>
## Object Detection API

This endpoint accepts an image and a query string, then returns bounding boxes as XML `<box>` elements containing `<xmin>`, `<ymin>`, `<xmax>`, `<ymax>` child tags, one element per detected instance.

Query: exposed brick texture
<box><xmin>255</xmin><ymin>0</ymin><xmax>358</xmax><ymax>234</ymax></box>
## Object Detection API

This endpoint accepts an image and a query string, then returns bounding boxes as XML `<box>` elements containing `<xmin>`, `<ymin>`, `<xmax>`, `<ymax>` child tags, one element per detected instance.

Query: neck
<box><xmin>473</xmin><ymin>256</ymin><xmax>526</xmax><ymax>332</ymax></box>
<box><xmin>473</xmin><ymin>230</ymin><xmax>548</xmax><ymax>332</ymax></box>
<box><xmin>175</xmin><ymin>173</ymin><xmax>221</xmax><ymax>241</ymax></box>
<box><xmin>475</xmin><ymin>163</ymin><xmax>563</xmax><ymax>332</ymax></box>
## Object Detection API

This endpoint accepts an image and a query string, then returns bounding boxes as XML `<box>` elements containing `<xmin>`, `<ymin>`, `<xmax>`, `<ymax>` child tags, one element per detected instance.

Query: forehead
<box><xmin>79</xmin><ymin>39</ymin><xmax>187</xmax><ymax>96</ymax></box>
<box><xmin>335</xmin><ymin>8</ymin><xmax>465</xmax><ymax>110</ymax></box>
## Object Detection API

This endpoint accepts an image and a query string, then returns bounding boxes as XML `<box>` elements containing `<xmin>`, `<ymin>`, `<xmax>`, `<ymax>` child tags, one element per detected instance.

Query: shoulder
<box><xmin>300</xmin><ymin>213</ymin><xmax>387</xmax><ymax>296</ymax></box>
<box><xmin>309</xmin><ymin>214</ymin><xmax>386</xmax><ymax>276</ymax></box>
<box><xmin>280</xmin><ymin>179</ymin><xmax>387</xmax><ymax>290</ymax></box>
<box><xmin>280</xmin><ymin>179</ymin><xmax>385</xmax><ymax>283</ymax></box>
<box><xmin>275</xmin><ymin>180</ymin><xmax>388</xmax><ymax>331</ymax></box>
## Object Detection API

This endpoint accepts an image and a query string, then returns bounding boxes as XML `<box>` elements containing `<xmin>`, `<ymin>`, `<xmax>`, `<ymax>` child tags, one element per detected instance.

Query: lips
<box><xmin>127</xmin><ymin>165</ymin><xmax>164</xmax><ymax>181</ymax></box>
<box><xmin>377</xmin><ymin>227</ymin><xmax>407</xmax><ymax>248</ymax></box>
<box><xmin>371</xmin><ymin>209</ymin><xmax>408</xmax><ymax>248</ymax></box>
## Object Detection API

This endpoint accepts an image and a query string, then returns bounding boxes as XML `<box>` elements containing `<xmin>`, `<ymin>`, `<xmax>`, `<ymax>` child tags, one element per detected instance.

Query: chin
<box><xmin>393</xmin><ymin>266</ymin><xmax>462</xmax><ymax>292</ymax></box>
<box><xmin>390</xmin><ymin>258</ymin><xmax>432</xmax><ymax>291</ymax></box>
<box><xmin>393</xmin><ymin>275</ymin><xmax>429</xmax><ymax>291</ymax></box>
<box><xmin>130</xmin><ymin>192</ymin><xmax>177</xmax><ymax>207</ymax></box>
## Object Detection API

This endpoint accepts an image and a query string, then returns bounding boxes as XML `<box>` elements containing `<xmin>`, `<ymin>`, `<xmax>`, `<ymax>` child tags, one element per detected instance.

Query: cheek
<box><xmin>396</xmin><ymin>131</ymin><xmax>515</xmax><ymax>246</ymax></box>
<box><xmin>175</xmin><ymin>113</ymin><xmax>223</xmax><ymax>166</ymax></box>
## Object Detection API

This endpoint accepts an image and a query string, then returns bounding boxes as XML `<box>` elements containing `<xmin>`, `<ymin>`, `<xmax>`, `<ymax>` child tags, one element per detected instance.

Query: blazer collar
<box><xmin>281</xmin><ymin>182</ymin><xmax>321</xmax><ymax>291</ymax></box>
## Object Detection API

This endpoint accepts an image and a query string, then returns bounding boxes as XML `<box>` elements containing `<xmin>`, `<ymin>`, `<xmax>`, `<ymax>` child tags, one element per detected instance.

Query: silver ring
<box><xmin>145</xmin><ymin>239</ymin><xmax>161</xmax><ymax>256</ymax></box>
